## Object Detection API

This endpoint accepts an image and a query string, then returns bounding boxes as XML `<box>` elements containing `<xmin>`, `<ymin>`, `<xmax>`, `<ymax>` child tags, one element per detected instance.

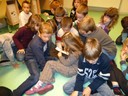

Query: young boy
<box><xmin>56</xmin><ymin>17</ymin><xmax>79</xmax><ymax>50</ymax></box>
<box><xmin>63</xmin><ymin>38</ymin><xmax>114</xmax><ymax>96</ymax></box>
<box><xmin>77</xmin><ymin>16</ymin><xmax>117</xmax><ymax>60</ymax></box>
<box><xmin>19</xmin><ymin>1</ymin><xmax>32</xmax><ymax>28</ymax></box>
<box><xmin>0</xmin><ymin>33</ymin><xmax>19</xmax><ymax>68</ymax></box>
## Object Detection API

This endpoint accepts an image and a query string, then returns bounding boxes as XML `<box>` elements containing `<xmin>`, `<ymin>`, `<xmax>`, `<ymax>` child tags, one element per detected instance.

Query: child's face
<box><xmin>62</xmin><ymin>26</ymin><xmax>71</xmax><ymax>32</ymax></box>
<box><xmin>86</xmin><ymin>58</ymin><xmax>98</xmax><ymax>64</ymax></box>
<box><xmin>55</xmin><ymin>16</ymin><xmax>64</xmax><ymax>23</ymax></box>
<box><xmin>123</xmin><ymin>45</ymin><xmax>128</xmax><ymax>54</ymax></box>
<box><xmin>103</xmin><ymin>15</ymin><xmax>111</xmax><ymax>24</ymax></box>
<box><xmin>74</xmin><ymin>0</ymin><xmax>81</xmax><ymax>9</ymax></box>
<box><xmin>34</xmin><ymin>24</ymin><xmax>40</xmax><ymax>31</ymax></box>
<box><xmin>39</xmin><ymin>33</ymin><xmax>52</xmax><ymax>43</ymax></box>
<box><xmin>76</xmin><ymin>13</ymin><xmax>85</xmax><ymax>23</ymax></box>
<box><xmin>79</xmin><ymin>29</ymin><xmax>91</xmax><ymax>36</ymax></box>
<box><xmin>22</xmin><ymin>3</ymin><xmax>30</xmax><ymax>14</ymax></box>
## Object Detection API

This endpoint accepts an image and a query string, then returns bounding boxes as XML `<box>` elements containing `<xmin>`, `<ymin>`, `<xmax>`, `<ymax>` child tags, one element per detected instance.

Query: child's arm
<box><xmin>70</xmin><ymin>91</ymin><xmax>79</xmax><ymax>96</ymax></box>
<box><xmin>82</xmin><ymin>87</ymin><xmax>91</xmax><ymax>96</ymax></box>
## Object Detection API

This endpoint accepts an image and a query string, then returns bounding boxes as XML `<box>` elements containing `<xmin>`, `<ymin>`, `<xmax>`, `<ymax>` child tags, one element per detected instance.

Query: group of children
<box><xmin>0</xmin><ymin>0</ymin><xmax>128</xmax><ymax>96</ymax></box>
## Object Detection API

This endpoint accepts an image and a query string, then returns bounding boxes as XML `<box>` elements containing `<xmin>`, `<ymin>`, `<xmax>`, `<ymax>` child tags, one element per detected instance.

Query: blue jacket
<box><xmin>74</xmin><ymin>53</ymin><xmax>111</xmax><ymax>92</ymax></box>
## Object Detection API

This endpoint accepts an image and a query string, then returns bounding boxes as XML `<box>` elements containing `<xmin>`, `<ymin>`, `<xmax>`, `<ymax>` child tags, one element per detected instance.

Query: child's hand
<box><xmin>82</xmin><ymin>87</ymin><xmax>91</xmax><ymax>96</ymax></box>
<box><xmin>17</xmin><ymin>49</ymin><xmax>25</xmax><ymax>54</ymax></box>
<box><xmin>70</xmin><ymin>91</ymin><xmax>78</xmax><ymax>96</ymax></box>
<box><xmin>43</xmin><ymin>12</ymin><xmax>49</xmax><ymax>17</ymax></box>
<box><xmin>58</xmin><ymin>52</ymin><xmax>62</xmax><ymax>57</ymax></box>
<box><xmin>121</xmin><ymin>50</ymin><xmax>127</xmax><ymax>61</ymax></box>
<box><xmin>12</xmin><ymin>63</ymin><xmax>19</xmax><ymax>69</ymax></box>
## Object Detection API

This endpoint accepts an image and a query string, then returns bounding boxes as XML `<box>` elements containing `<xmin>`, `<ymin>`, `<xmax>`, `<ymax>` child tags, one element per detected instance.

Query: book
<box><xmin>55</xmin><ymin>47</ymin><xmax>69</xmax><ymax>55</ymax></box>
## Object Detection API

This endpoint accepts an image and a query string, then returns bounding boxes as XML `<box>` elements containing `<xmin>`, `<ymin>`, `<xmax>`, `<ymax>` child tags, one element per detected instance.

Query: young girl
<box><xmin>25</xmin><ymin>32</ymin><xmax>83</xmax><ymax>95</ymax></box>
<box><xmin>0</xmin><ymin>33</ymin><xmax>19</xmax><ymax>68</ymax></box>
<box><xmin>70</xmin><ymin>0</ymin><xmax>81</xmax><ymax>21</ymax></box>
<box><xmin>13</xmin><ymin>22</ymin><xmax>53</xmax><ymax>96</ymax></box>
<box><xmin>19</xmin><ymin>0</ymin><xmax>32</xmax><ymax>28</ymax></box>
<box><xmin>97</xmin><ymin>7</ymin><xmax>119</xmax><ymax>34</ymax></box>
<box><xmin>116</xmin><ymin>16</ymin><xmax>128</xmax><ymax>45</ymax></box>
<box><xmin>13</xmin><ymin>14</ymin><xmax>43</xmax><ymax>62</ymax></box>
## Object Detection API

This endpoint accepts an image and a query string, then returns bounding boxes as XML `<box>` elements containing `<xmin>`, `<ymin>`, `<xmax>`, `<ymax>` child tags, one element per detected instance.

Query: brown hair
<box><xmin>76</xmin><ymin>3</ymin><xmax>88</xmax><ymax>16</ymax></box>
<box><xmin>39</xmin><ymin>22</ymin><xmax>53</xmax><ymax>34</ymax></box>
<box><xmin>54</xmin><ymin>7</ymin><xmax>65</xmax><ymax>17</ymax></box>
<box><xmin>26</xmin><ymin>14</ymin><xmax>44</xmax><ymax>31</ymax></box>
<box><xmin>78</xmin><ymin>16</ymin><xmax>96</xmax><ymax>33</ymax></box>
<box><xmin>62</xmin><ymin>32</ymin><xmax>83</xmax><ymax>52</ymax></box>
<box><xmin>22</xmin><ymin>0</ymin><xmax>30</xmax><ymax>7</ymax></box>
<box><xmin>46</xmin><ymin>19</ymin><xmax>57</xmax><ymax>33</ymax></box>
<box><xmin>61</xmin><ymin>17</ymin><xmax>73</xmax><ymax>28</ymax></box>
<box><xmin>101</xmin><ymin>7</ymin><xmax>119</xmax><ymax>29</ymax></box>
<box><xmin>81</xmin><ymin>0</ymin><xmax>88</xmax><ymax>5</ymax></box>
<box><xmin>83</xmin><ymin>38</ymin><xmax>101</xmax><ymax>60</ymax></box>
<box><xmin>121</xmin><ymin>16</ymin><xmax>128</xmax><ymax>31</ymax></box>
<box><xmin>50</xmin><ymin>0</ymin><xmax>62</xmax><ymax>11</ymax></box>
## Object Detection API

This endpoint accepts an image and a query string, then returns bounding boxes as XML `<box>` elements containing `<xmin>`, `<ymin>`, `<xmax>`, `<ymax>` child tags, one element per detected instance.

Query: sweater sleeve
<box><xmin>13</xmin><ymin>27</ymin><xmax>25</xmax><ymax>49</ymax></box>
<box><xmin>74</xmin><ymin>56</ymin><xmax>85</xmax><ymax>91</ymax></box>
<box><xmin>88</xmin><ymin>60</ymin><xmax>111</xmax><ymax>92</ymax></box>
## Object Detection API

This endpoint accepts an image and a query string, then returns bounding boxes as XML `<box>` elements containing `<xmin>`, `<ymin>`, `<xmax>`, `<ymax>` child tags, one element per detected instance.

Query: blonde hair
<box><xmin>76</xmin><ymin>3</ymin><xmax>88</xmax><ymax>16</ymax></box>
<box><xmin>39</xmin><ymin>22</ymin><xmax>53</xmax><ymax>34</ymax></box>
<box><xmin>62</xmin><ymin>32</ymin><xmax>83</xmax><ymax>52</ymax></box>
<box><xmin>61</xmin><ymin>17</ymin><xmax>73</xmax><ymax>28</ymax></box>
<box><xmin>46</xmin><ymin>19</ymin><xmax>57</xmax><ymax>33</ymax></box>
<box><xmin>78</xmin><ymin>16</ymin><xmax>96</xmax><ymax>33</ymax></box>
<box><xmin>101</xmin><ymin>7</ymin><xmax>119</xmax><ymax>29</ymax></box>
<box><xmin>83</xmin><ymin>38</ymin><xmax>101</xmax><ymax>60</ymax></box>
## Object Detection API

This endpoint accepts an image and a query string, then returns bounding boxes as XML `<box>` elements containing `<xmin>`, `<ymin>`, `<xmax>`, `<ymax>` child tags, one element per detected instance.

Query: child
<box><xmin>116</xmin><ymin>16</ymin><xmax>128</xmax><ymax>45</ymax></box>
<box><xmin>56</xmin><ymin>17</ymin><xmax>79</xmax><ymax>50</ymax></box>
<box><xmin>77</xmin><ymin>16</ymin><xmax>117</xmax><ymax>60</ymax></box>
<box><xmin>73</xmin><ymin>3</ymin><xmax>88</xmax><ymax>31</ymax></box>
<box><xmin>120</xmin><ymin>38</ymin><xmax>128</xmax><ymax>79</ymax></box>
<box><xmin>25</xmin><ymin>32</ymin><xmax>83</xmax><ymax>95</ymax></box>
<box><xmin>97</xmin><ymin>7</ymin><xmax>119</xmax><ymax>34</ymax></box>
<box><xmin>63</xmin><ymin>38</ymin><xmax>114</xmax><ymax>96</ymax></box>
<box><xmin>13</xmin><ymin>22</ymin><xmax>53</xmax><ymax>96</ymax></box>
<box><xmin>53</xmin><ymin>7</ymin><xmax>67</xmax><ymax>31</ymax></box>
<box><xmin>19</xmin><ymin>0</ymin><xmax>32</xmax><ymax>28</ymax></box>
<box><xmin>13</xmin><ymin>14</ymin><xmax>43</xmax><ymax>62</ymax></box>
<box><xmin>70</xmin><ymin>0</ymin><xmax>81</xmax><ymax>21</ymax></box>
<box><xmin>0</xmin><ymin>33</ymin><xmax>19</xmax><ymax>68</ymax></box>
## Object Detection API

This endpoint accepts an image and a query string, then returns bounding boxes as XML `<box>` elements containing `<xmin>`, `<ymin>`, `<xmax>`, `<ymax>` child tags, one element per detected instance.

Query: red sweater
<box><xmin>13</xmin><ymin>26</ymin><xmax>37</xmax><ymax>49</ymax></box>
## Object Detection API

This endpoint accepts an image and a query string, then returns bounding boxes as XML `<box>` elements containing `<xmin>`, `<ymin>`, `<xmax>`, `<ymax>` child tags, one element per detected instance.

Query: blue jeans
<box><xmin>63</xmin><ymin>75</ymin><xmax>115</xmax><ymax>96</ymax></box>
<box><xmin>13</xmin><ymin>59</ymin><xmax>40</xmax><ymax>96</ymax></box>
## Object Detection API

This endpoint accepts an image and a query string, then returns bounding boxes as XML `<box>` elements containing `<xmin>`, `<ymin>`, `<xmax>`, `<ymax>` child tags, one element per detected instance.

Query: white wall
<box><xmin>63</xmin><ymin>0</ymin><xmax>128</xmax><ymax>14</ymax></box>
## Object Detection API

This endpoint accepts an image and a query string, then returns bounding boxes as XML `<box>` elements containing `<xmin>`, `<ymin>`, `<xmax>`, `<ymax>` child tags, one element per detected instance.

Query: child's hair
<box><xmin>81</xmin><ymin>0</ymin><xmax>88</xmax><ymax>5</ymax></box>
<box><xmin>123</xmin><ymin>38</ymin><xmax>128</xmax><ymax>49</ymax></box>
<box><xmin>54</xmin><ymin>7</ymin><xmax>65</xmax><ymax>17</ymax></box>
<box><xmin>39</xmin><ymin>22</ymin><xmax>53</xmax><ymax>34</ymax></box>
<box><xmin>0</xmin><ymin>86</ymin><xmax>13</xmax><ymax>96</ymax></box>
<box><xmin>121</xmin><ymin>16</ymin><xmax>128</xmax><ymax>33</ymax></box>
<box><xmin>50</xmin><ymin>0</ymin><xmax>62</xmax><ymax>11</ymax></box>
<box><xmin>76</xmin><ymin>3</ymin><xmax>88</xmax><ymax>16</ymax></box>
<box><xmin>26</xmin><ymin>14</ymin><xmax>44</xmax><ymax>31</ymax></box>
<box><xmin>46</xmin><ymin>19</ymin><xmax>57</xmax><ymax>33</ymax></box>
<box><xmin>61</xmin><ymin>17</ymin><xmax>73</xmax><ymax>28</ymax></box>
<box><xmin>101</xmin><ymin>7</ymin><xmax>119</xmax><ymax>29</ymax></box>
<box><xmin>78</xmin><ymin>16</ymin><xmax>96</xmax><ymax>33</ymax></box>
<box><xmin>83</xmin><ymin>38</ymin><xmax>101</xmax><ymax>60</ymax></box>
<box><xmin>22</xmin><ymin>0</ymin><xmax>30</xmax><ymax>7</ymax></box>
<box><xmin>62</xmin><ymin>32</ymin><xmax>83</xmax><ymax>52</ymax></box>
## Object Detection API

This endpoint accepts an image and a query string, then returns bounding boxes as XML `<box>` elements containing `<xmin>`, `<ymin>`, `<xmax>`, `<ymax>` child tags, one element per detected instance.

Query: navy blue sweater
<box><xmin>74</xmin><ymin>53</ymin><xmax>111</xmax><ymax>92</ymax></box>
<box><xmin>25</xmin><ymin>35</ymin><xmax>50</xmax><ymax>69</ymax></box>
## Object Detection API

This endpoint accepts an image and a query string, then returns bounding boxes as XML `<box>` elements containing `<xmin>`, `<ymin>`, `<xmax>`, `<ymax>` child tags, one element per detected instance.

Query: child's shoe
<box><xmin>38</xmin><ymin>83</ymin><xmax>54</xmax><ymax>95</ymax></box>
